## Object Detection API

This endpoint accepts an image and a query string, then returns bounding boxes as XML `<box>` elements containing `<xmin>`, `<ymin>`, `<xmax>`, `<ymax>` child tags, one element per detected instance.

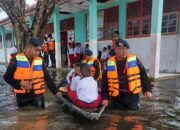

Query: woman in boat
<box><xmin>68</xmin><ymin>63</ymin><xmax>102</xmax><ymax>108</ymax></box>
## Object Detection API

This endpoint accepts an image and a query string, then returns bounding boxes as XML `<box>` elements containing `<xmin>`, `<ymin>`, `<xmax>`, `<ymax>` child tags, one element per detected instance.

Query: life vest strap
<box><xmin>131</xmin><ymin>86</ymin><xmax>142</xmax><ymax>93</ymax></box>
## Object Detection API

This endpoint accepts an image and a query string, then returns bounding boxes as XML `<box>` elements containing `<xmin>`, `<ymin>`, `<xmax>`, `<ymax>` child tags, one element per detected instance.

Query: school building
<box><xmin>0</xmin><ymin>0</ymin><xmax>180</xmax><ymax>79</ymax></box>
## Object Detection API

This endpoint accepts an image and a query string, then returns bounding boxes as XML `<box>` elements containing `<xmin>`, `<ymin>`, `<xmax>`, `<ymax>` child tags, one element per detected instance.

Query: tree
<box><xmin>0</xmin><ymin>0</ymin><xmax>62</xmax><ymax>52</ymax></box>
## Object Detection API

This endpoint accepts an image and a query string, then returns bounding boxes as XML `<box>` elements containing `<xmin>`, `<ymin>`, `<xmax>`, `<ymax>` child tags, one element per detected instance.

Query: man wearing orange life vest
<box><xmin>42</xmin><ymin>36</ymin><xmax>49</xmax><ymax>67</ymax></box>
<box><xmin>83</xmin><ymin>49</ymin><xmax>102</xmax><ymax>86</ymax></box>
<box><xmin>101</xmin><ymin>39</ymin><xmax>152</xmax><ymax>110</ymax></box>
<box><xmin>47</xmin><ymin>34</ymin><xmax>56</xmax><ymax>68</ymax></box>
<box><xmin>4</xmin><ymin>38</ymin><xmax>61</xmax><ymax>108</ymax></box>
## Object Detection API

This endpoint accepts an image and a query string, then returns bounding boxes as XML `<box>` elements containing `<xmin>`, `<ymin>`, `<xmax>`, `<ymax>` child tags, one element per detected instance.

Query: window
<box><xmin>126</xmin><ymin>0</ymin><xmax>179</xmax><ymax>38</ymax></box>
<box><xmin>5</xmin><ymin>33</ymin><xmax>12</xmax><ymax>48</ymax></box>
<box><xmin>127</xmin><ymin>19</ymin><xmax>140</xmax><ymax>37</ymax></box>
<box><xmin>86</xmin><ymin>10</ymin><xmax>106</xmax><ymax>41</ymax></box>
<box><xmin>142</xmin><ymin>18</ymin><xmax>151</xmax><ymax>35</ymax></box>
<box><xmin>162</xmin><ymin>12</ymin><xmax>178</xmax><ymax>34</ymax></box>
<box><xmin>104</xmin><ymin>6</ymin><xmax>119</xmax><ymax>40</ymax></box>
<box><xmin>126</xmin><ymin>0</ymin><xmax>152</xmax><ymax>38</ymax></box>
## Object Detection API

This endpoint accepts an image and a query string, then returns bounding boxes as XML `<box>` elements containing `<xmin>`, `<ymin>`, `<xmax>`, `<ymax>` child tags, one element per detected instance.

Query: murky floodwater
<box><xmin>0</xmin><ymin>65</ymin><xmax>180</xmax><ymax>130</ymax></box>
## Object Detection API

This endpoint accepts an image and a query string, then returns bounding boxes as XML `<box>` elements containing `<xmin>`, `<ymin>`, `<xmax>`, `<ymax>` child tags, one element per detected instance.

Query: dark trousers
<box><xmin>111</xmin><ymin>93</ymin><xmax>140</xmax><ymax>110</ymax></box>
<box><xmin>49</xmin><ymin>51</ymin><xmax>56</xmax><ymax>68</ymax></box>
<box><xmin>16</xmin><ymin>93</ymin><xmax>45</xmax><ymax>108</ymax></box>
<box><xmin>43</xmin><ymin>52</ymin><xmax>49</xmax><ymax>67</ymax></box>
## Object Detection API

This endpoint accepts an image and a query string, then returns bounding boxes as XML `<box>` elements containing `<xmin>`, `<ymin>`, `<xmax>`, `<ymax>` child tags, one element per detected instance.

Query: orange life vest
<box><xmin>83</xmin><ymin>57</ymin><xmax>102</xmax><ymax>80</ymax></box>
<box><xmin>107</xmin><ymin>54</ymin><xmax>142</xmax><ymax>96</ymax></box>
<box><xmin>48</xmin><ymin>40</ymin><xmax>55</xmax><ymax>51</ymax></box>
<box><xmin>42</xmin><ymin>43</ymin><xmax>48</xmax><ymax>53</ymax></box>
<box><xmin>13</xmin><ymin>53</ymin><xmax>45</xmax><ymax>95</ymax></box>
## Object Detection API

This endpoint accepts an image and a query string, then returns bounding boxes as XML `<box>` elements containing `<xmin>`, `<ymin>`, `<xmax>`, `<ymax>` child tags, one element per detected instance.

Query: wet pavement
<box><xmin>0</xmin><ymin>65</ymin><xmax>180</xmax><ymax>130</ymax></box>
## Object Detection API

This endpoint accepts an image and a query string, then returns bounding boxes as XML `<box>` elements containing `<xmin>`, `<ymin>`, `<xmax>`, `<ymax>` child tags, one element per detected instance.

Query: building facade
<box><xmin>0</xmin><ymin>0</ymin><xmax>180</xmax><ymax>79</ymax></box>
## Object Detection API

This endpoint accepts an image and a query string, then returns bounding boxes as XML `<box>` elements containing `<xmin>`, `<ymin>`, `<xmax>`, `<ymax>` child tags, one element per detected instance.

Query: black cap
<box><xmin>84</xmin><ymin>49</ymin><xmax>93</xmax><ymax>56</ymax></box>
<box><xmin>28</xmin><ymin>38</ymin><xmax>42</xmax><ymax>47</ymax></box>
<box><xmin>114</xmin><ymin>30</ymin><xmax>119</xmax><ymax>34</ymax></box>
<box><xmin>116</xmin><ymin>39</ymin><xmax>130</xmax><ymax>49</ymax></box>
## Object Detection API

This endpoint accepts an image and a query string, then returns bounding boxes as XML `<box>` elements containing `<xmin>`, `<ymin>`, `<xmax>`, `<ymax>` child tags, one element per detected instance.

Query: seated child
<box><xmin>68</xmin><ymin>63</ymin><xmax>102</xmax><ymax>108</ymax></box>
<box><xmin>69</xmin><ymin>63</ymin><xmax>81</xmax><ymax>91</ymax></box>
<box><xmin>59</xmin><ymin>62</ymin><xmax>81</xmax><ymax>92</ymax></box>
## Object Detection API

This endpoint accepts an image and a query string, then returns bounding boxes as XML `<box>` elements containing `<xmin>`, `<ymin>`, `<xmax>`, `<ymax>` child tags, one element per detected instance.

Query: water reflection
<box><xmin>0</xmin><ymin>64</ymin><xmax>180</xmax><ymax>130</ymax></box>
<box><xmin>105</xmin><ymin>114</ymin><xmax>143</xmax><ymax>130</ymax></box>
<box><xmin>15</xmin><ymin>112</ymin><xmax>48</xmax><ymax>130</ymax></box>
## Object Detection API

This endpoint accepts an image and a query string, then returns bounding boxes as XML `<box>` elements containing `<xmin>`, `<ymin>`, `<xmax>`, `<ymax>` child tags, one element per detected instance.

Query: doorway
<box><xmin>61</xmin><ymin>31</ymin><xmax>68</xmax><ymax>67</ymax></box>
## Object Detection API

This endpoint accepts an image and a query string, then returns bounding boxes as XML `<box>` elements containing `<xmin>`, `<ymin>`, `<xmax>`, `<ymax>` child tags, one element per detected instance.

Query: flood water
<box><xmin>0</xmin><ymin>65</ymin><xmax>180</xmax><ymax>130</ymax></box>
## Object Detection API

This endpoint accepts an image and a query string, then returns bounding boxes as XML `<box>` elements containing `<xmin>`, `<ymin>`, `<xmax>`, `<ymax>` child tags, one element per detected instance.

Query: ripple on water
<box><xmin>0</xmin><ymin>65</ymin><xmax>180</xmax><ymax>130</ymax></box>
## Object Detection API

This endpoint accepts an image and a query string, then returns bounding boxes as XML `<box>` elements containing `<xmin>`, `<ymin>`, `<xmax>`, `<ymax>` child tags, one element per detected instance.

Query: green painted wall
<box><xmin>0</xmin><ymin>26</ymin><xmax>6</xmax><ymax>49</ymax></box>
<box><xmin>150</xmin><ymin>0</ymin><xmax>164</xmax><ymax>34</ymax></box>
<box><xmin>74</xmin><ymin>10</ymin><xmax>86</xmax><ymax>44</ymax></box>
<box><xmin>11</xmin><ymin>32</ymin><xmax>15</xmax><ymax>46</ymax></box>
<box><xmin>53</xmin><ymin>6</ymin><xmax>60</xmax><ymax>43</ymax></box>
<box><xmin>89</xmin><ymin>0</ymin><xmax>97</xmax><ymax>40</ymax></box>
<box><xmin>119</xmin><ymin>0</ymin><xmax>127</xmax><ymax>39</ymax></box>
<box><xmin>29</xmin><ymin>15</ymin><xmax>34</xmax><ymax>28</ymax></box>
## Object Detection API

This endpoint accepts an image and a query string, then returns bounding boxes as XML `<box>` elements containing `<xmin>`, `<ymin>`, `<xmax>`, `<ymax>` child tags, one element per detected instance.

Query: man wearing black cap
<box><xmin>4</xmin><ymin>38</ymin><xmax>61</xmax><ymax>108</ymax></box>
<box><xmin>101</xmin><ymin>39</ymin><xmax>152</xmax><ymax>110</ymax></box>
<box><xmin>83</xmin><ymin>49</ymin><xmax>102</xmax><ymax>86</ymax></box>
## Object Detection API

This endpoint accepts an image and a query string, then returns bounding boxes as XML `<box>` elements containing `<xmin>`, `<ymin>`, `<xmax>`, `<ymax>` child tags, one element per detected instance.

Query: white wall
<box><xmin>176</xmin><ymin>34</ymin><xmax>180</xmax><ymax>72</ymax></box>
<box><xmin>1</xmin><ymin>35</ymin><xmax>180</xmax><ymax>73</ymax></box>
<box><xmin>97</xmin><ymin>35</ymin><xmax>179</xmax><ymax>73</ymax></box>
<box><xmin>0</xmin><ymin>48</ymin><xmax>14</xmax><ymax>63</ymax></box>
<box><xmin>160</xmin><ymin>35</ymin><xmax>178</xmax><ymax>72</ymax></box>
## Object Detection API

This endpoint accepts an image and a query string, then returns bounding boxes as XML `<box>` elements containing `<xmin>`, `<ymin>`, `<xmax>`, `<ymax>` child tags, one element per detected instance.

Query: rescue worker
<box><xmin>4</xmin><ymin>38</ymin><xmax>61</xmax><ymax>108</ymax></box>
<box><xmin>47</xmin><ymin>34</ymin><xmax>56</xmax><ymax>68</ymax></box>
<box><xmin>42</xmin><ymin>37</ymin><xmax>49</xmax><ymax>67</ymax></box>
<box><xmin>83</xmin><ymin>50</ymin><xmax>102</xmax><ymax>86</ymax></box>
<box><xmin>101</xmin><ymin>39</ymin><xmax>152</xmax><ymax>110</ymax></box>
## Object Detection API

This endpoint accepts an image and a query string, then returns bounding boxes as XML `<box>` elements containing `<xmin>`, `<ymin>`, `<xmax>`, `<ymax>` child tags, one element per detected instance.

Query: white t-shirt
<box><xmin>70</xmin><ymin>76</ymin><xmax>81</xmax><ymax>91</ymax></box>
<box><xmin>101</xmin><ymin>51</ymin><xmax>108</xmax><ymax>60</ymax></box>
<box><xmin>68</xmin><ymin>48</ymin><xmax>75</xmax><ymax>55</ymax></box>
<box><xmin>76</xmin><ymin>77</ymin><xmax>98</xmax><ymax>103</ymax></box>
<box><xmin>77</xmin><ymin>46</ymin><xmax>83</xmax><ymax>54</ymax></box>
<box><xmin>74</xmin><ymin>47</ymin><xmax>78</xmax><ymax>54</ymax></box>
<box><xmin>66</xmin><ymin>69</ymin><xmax>75</xmax><ymax>84</ymax></box>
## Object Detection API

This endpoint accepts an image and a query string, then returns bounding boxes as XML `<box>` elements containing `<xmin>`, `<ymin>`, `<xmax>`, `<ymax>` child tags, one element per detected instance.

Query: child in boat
<box><xmin>59</xmin><ymin>62</ymin><xmax>81</xmax><ymax>92</ymax></box>
<box><xmin>68</xmin><ymin>63</ymin><xmax>102</xmax><ymax>108</ymax></box>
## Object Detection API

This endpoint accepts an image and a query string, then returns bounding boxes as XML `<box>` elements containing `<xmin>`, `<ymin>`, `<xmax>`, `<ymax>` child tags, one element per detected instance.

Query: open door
<box><xmin>61</xmin><ymin>31</ymin><xmax>68</xmax><ymax>67</ymax></box>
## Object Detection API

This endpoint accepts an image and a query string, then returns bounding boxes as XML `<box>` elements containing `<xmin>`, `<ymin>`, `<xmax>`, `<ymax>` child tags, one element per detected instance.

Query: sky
<box><xmin>0</xmin><ymin>0</ymin><xmax>36</xmax><ymax>20</ymax></box>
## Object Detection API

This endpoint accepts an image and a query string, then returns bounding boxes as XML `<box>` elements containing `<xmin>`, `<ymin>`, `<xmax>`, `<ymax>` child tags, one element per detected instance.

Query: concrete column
<box><xmin>149</xmin><ymin>0</ymin><xmax>164</xmax><ymax>79</ymax></box>
<box><xmin>75</xmin><ymin>10</ymin><xmax>86</xmax><ymax>45</ymax></box>
<box><xmin>89</xmin><ymin>0</ymin><xmax>98</xmax><ymax>57</ymax></box>
<box><xmin>11</xmin><ymin>32</ymin><xmax>15</xmax><ymax>47</ymax></box>
<box><xmin>29</xmin><ymin>15</ymin><xmax>34</xmax><ymax>28</ymax></box>
<box><xmin>0</xmin><ymin>26</ymin><xmax>8</xmax><ymax>66</ymax></box>
<box><xmin>176</xmin><ymin>11</ymin><xmax>180</xmax><ymax>72</ymax></box>
<box><xmin>53</xmin><ymin>5</ymin><xmax>61</xmax><ymax>68</ymax></box>
<box><xmin>119</xmin><ymin>0</ymin><xmax>127</xmax><ymax>39</ymax></box>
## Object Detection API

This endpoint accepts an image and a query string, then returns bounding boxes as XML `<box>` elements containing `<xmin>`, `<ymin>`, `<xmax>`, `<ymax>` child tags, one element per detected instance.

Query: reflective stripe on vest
<box><xmin>83</xmin><ymin>57</ymin><xmax>102</xmax><ymax>80</ymax></box>
<box><xmin>107</xmin><ymin>54</ymin><xmax>142</xmax><ymax>97</ymax></box>
<box><xmin>13</xmin><ymin>53</ymin><xmax>45</xmax><ymax>95</ymax></box>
